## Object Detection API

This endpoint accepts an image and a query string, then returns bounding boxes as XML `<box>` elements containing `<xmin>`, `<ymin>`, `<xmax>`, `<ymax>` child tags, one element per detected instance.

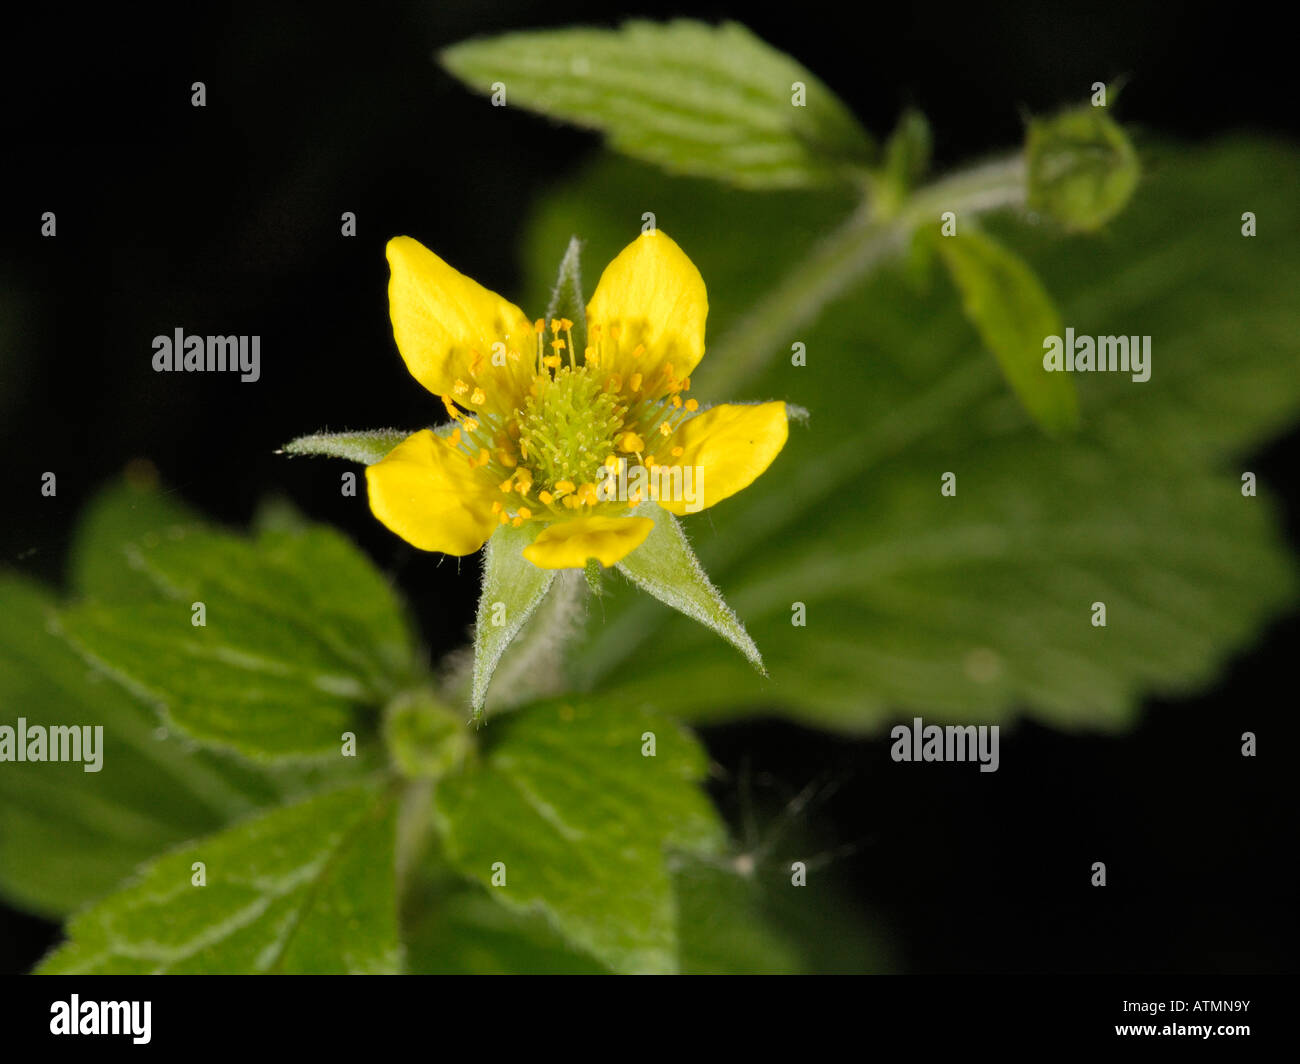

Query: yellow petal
<box><xmin>365</xmin><ymin>429</ymin><xmax>498</xmax><ymax>555</ymax></box>
<box><xmin>585</xmin><ymin>230</ymin><xmax>707</xmax><ymax>399</ymax></box>
<box><xmin>658</xmin><ymin>402</ymin><xmax>789</xmax><ymax>515</ymax></box>
<box><xmin>521</xmin><ymin>516</ymin><xmax>654</xmax><ymax>570</ymax></box>
<box><xmin>386</xmin><ymin>236</ymin><xmax>534</xmax><ymax>413</ymax></box>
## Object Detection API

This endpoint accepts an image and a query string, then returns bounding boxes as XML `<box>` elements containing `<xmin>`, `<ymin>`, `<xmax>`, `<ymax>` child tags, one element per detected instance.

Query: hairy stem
<box><xmin>696</xmin><ymin>152</ymin><xmax>1026</xmax><ymax>397</ymax></box>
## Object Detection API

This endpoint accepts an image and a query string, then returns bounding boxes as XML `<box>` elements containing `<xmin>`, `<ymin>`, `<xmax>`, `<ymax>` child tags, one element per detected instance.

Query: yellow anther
<box><xmin>453</xmin><ymin>379</ymin><xmax>469</xmax><ymax>396</ymax></box>
<box><xmin>491</xmin><ymin>501</ymin><xmax>502</xmax><ymax>514</ymax></box>
<box><xmin>604</xmin><ymin>454</ymin><xmax>620</xmax><ymax>470</ymax></box>
<box><xmin>562</xmin><ymin>494</ymin><xmax>579</xmax><ymax>509</ymax></box>
<box><xmin>617</xmin><ymin>431</ymin><xmax>645</xmax><ymax>452</ymax></box>
<box><xmin>463</xmin><ymin>418</ymin><xmax>479</xmax><ymax>432</ymax></box>
<box><xmin>442</xmin><ymin>396</ymin><xmax>462</xmax><ymax>421</ymax></box>
<box><xmin>448</xmin><ymin>428</ymin><xmax>462</xmax><ymax>447</ymax></box>
<box><xmin>543</xmin><ymin>355</ymin><xmax>562</xmax><ymax>369</ymax></box>
<box><xmin>499</xmin><ymin>511</ymin><xmax>510</xmax><ymax>525</ymax></box>
<box><xmin>511</xmin><ymin>516</ymin><xmax>524</xmax><ymax>528</ymax></box>
<box><xmin>550</xmin><ymin>338</ymin><xmax>566</xmax><ymax>352</ymax></box>
<box><xmin>631</xmin><ymin>343</ymin><xmax>645</xmax><ymax>359</ymax></box>
<box><xmin>478</xmin><ymin>448</ymin><xmax>490</xmax><ymax>466</ymax></box>
<box><xmin>554</xmin><ymin>480</ymin><xmax>576</xmax><ymax>495</ymax></box>
<box><xmin>499</xmin><ymin>477</ymin><xmax>514</xmax><ymax>493</ymax></box>
<box><xmin>534</xmin><ymin>318</ymin><xmax>545</xmax><ymax>333</ymax></box>
<box><xmin>471</xmin><ymin>388</ymin><xmax>487</xmax><ymax>406</ymax></box>
<box><xmin>468</xmin><ymin>350</ymin><xmax>484</xmax><ymax>376</ymax></box>
<box><xmin>517</xmin><ymin>507</ymin><xmax>532</xmax><ymax>520</ymax></box>
<box><xmin>681</xmin><ymin>376</ymin><xmax>691</xmax><ymax>391</ymax></box>
<box><xmin>671</xmin><ymin>445</ymin><xmax>684</xmax><ymax>457</ymax></box>
<box><xmin>658</xmin><ymin>421</ymin><xmax>673</xmax><ymax>437</ymax></box>
<box><xmin>628</xmin><ymin>490</ymin><xmax>643</xmax><ymax>507</ymax></box>
<box><xmin>585</xmin><ymin>346</ymin><xmax>599</xmax><ymax>365</ymax></box>
<box><xmin>645</xmin><ymin>455</ymin><xmax>657</xmax><ymax>469</ymax></box>
<box><xmin>538</xmin><ymin>490</ymin><xmax>555</xmax><ymax>505</ymax></box>
<box><xmin>684</xmin><ymin>399</ymin><xmax>699</xmax><ymax>412</ymax></box>
<box><xmin>498</xmin><ymin>450</ymin><xmax>517</xmax><ymax>468</ymax></box>
<box><xmin>629</xmin><ymin>372</ymin><xmax>643</xmax><ymax>392</ymax></box>
<box><xmin>578</xmin><ymin>483</ymin><xmax>598</xmax><ymax>506</ymax></box>
<box><xmin>671</xmin><ymin>395</ymin><xmax>682</xmax><ymax>409</ymax></box>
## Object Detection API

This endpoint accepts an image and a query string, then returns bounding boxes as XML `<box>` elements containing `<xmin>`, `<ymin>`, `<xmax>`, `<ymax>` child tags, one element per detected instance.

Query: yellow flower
<box><xmin>367</xmin><ymin>230</ymin><xmax>788</xmax><ymax>570</ymax></box>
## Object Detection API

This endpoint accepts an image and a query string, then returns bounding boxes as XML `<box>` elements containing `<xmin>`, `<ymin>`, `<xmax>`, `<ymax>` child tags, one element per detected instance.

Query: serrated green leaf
<box><xmin>38</xmin><ymin>781</ymin><xmax>399</xmax><ymax>974</ymax></box>
<box><xmin>58</xmin><ymin>523</ymin><xmax>419</xmax><ymax>759</ymax></box>
<box><xmin>432</xmin><ymin>697</ymin><xmax>726</xmax><ymax>973</ymax></box>
<box><xmin>933</xmin><ymin>227</ymin><xmax>1079</xmax><ymax>434</ymax></box>
<box><xmin>441</xmin><ymin>19</ymin><xmax>874</xmax><ymax>189</ymax></box>
<box><xmin>472</xmin><ymin>524</ymin><xmax>556</xmax><ymax>716</ymax></box>
<box><xmin>280</xmin><ymin>428</ymin><xmax>415</xmax><ymax>465</ymax></box>
<box><xmin>521</xmin><ymin>140</ymin><xmax>1300</xmax><ymax>733</ymax></box>
<box><xmin>615</xmin><ymin>503</ymin><xmax>764</xmax><ymax>673</ymax></box>
<box><xmin>0</xmin><ymin>574</ymin><xmax>317</xmax><ymax>918</ymax></box>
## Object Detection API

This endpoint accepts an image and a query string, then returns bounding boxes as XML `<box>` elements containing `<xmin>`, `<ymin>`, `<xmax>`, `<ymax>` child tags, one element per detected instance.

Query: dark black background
<box><xmin>2</xmin><ymin>1</ymin><xmax>1296</xmax><ymax>974</ymax></box>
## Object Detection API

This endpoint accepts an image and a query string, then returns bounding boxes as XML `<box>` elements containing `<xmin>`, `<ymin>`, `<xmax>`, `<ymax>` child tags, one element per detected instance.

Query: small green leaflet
<box><xmin>933</xmin><ymin>227</ymin><xmax>1080</xmax><ymax>435</ymax></box>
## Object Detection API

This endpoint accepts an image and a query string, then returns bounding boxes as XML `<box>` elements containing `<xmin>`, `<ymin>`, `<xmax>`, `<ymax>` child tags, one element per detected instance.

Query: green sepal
<box><xmin>616</xmin><ymin>504</ymin><xmax>764</xmax><ymax>674</ymax></box>
<box><xmin>471</xmin><ymin>524</ymin><xmax>555</xmax><ymax>718</ymax></box>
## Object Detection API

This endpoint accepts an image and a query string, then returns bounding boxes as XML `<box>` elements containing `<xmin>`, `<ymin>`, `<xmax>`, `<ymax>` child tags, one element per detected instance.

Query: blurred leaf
<box><xmin>432</xmin><ymin>696</ymin><xmax>726</xmax><ymax>973</ymax></box>
<box><xmin>933</xmin><ymin>227</ymin><xmax>1079</xmax><ymax>434</ymax></box>
<box><xmin>58</xmin><ymin>522</ymin><xmax>420</xmax><ymax>760</ymax></box>
<box><xmin>616</xmin><ymin>503</ymin><xmax>764</xmax><ymax>673</ymax></box>
<box><xmin>0</xmin><ymin>574</ymin><xmax>313</xmax><ymax>918</ymax></box>
<box><xmin>521</xmin><ymin>139</ymin><xmax>1300</xmax><ymax>733</ymax></box>
<box><xmin>441</xmin><ymin>19</ymin><xmax>874</xmax><ymax>189</ymax></box>
<box><xmin>671</xmin><ymin>857</ymin><xmax>802</xmax><ymax>973</ymax></box>
<box><xmin>70</xmin><ymin>470</ymin><xmax>199</xmax><ymax>602</ymax></box>
<box><xmin>38</xmin><ymin>782</ymin><xmax>398</xmax><ymax>974</ymax></box>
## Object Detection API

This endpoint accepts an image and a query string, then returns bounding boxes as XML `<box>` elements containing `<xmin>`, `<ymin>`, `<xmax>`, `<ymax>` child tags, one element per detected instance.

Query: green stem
<box><xmin>696</xmin><ymin>152</ymin><xmax>1027</xmax><ymax>397</ymax></box>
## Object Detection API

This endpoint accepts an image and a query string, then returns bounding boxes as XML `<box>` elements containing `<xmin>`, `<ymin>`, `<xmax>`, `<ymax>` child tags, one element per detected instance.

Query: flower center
<box><xmin>518</xmin><ymin>364</ymin><xmax>625</xmax><ymax>490</ymax></box>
